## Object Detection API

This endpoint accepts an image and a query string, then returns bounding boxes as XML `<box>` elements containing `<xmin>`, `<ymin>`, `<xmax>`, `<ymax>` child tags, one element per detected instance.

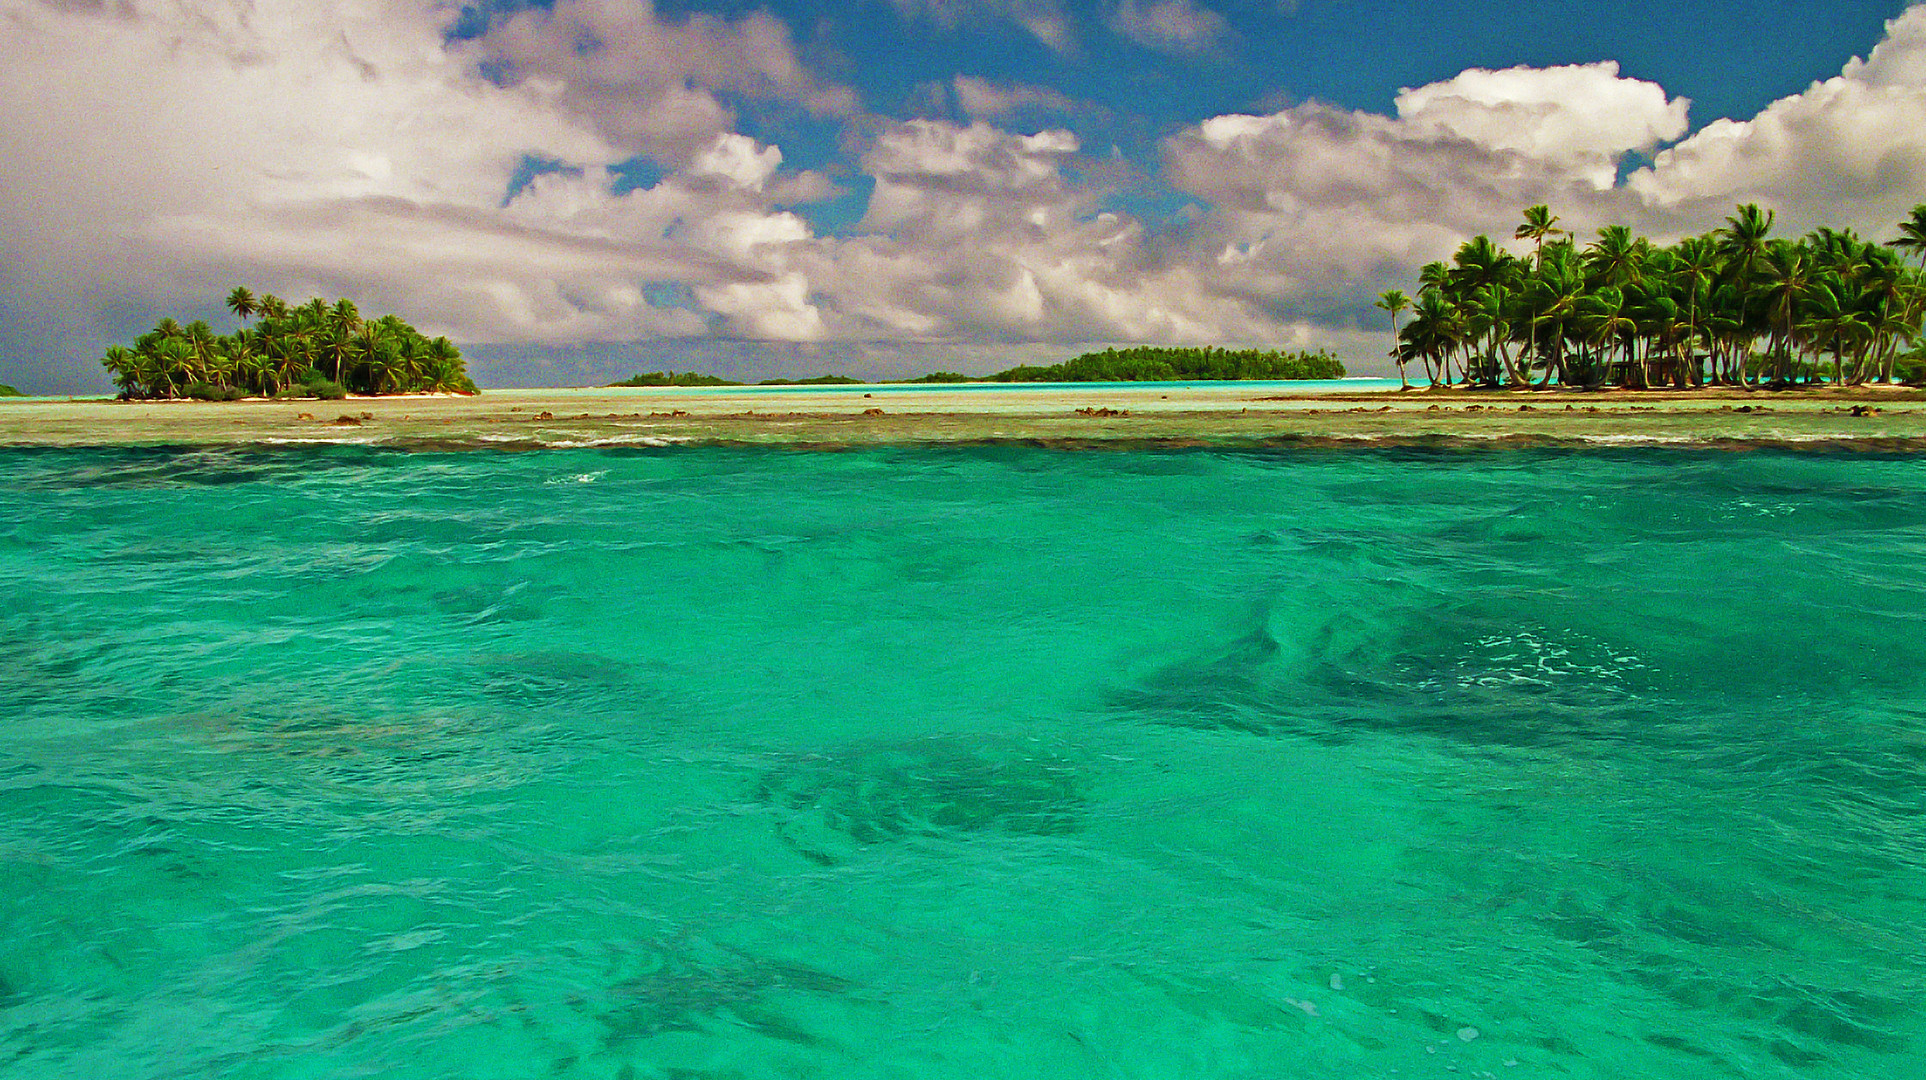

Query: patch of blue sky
<box><xmin>793</xmin><ymin>175</ymin><xmax>876</xmax><ymax>236</ymax></box>
<box><xmin>608</xmin><ymin>157</ymin><xmax>666</xmax><ymax>196</ymax></box>
<box><xmin>641</xmin><ymin>281</ymin><xmax>701</xmax><ymax>311</ymax></box>
<box><xmin>452</xmin><ymin>1</ymin><xmax>1909</xmax><ymax>126</ymax></box>
<box><xmin>451</xmin><ymin>1</ymin><xmax>1914</xmax><ymax>203</ymax></box>
<box><xmin>1091</xmin><ymin>185</ymin><xmax>1203</xmax><ymax>230</ymax></box>
<box><xmin>502</xmin><ymin>154</ymin><xmax>581</xmax><ymax>206</ymax></box>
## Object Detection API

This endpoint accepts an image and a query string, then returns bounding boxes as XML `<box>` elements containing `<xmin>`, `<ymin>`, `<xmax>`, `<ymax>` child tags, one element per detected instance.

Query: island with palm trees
<box><xmin>100</xmin><ymin>288</ymin><xmax>476</xmax><ymax>400</ymax></box>
<box><xmin>609</xmin><ymin>347</ymin><xmax>1345</xmax><ymax>387</ymax></box>
<box><xmin>1377</xmin><ymin>203</ymin><xmax>1926</xmax><ymax>391</ymax></box>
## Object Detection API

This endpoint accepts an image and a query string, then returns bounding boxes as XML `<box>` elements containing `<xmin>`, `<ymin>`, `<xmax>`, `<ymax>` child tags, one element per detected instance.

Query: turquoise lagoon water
<box><xmin>1</xmin><ymin>444</ymin><xmax>1922</xmax><ymax>1078</ymax></box>
<box><xmin>536</xmin><ymin>378</ymin><xmax>1406</xmax><ymax>395</ymax></box>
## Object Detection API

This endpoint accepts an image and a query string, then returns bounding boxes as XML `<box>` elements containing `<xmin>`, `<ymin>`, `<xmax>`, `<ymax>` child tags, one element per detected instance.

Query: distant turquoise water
<box><xmin>1</xmin><ymin>444</ymin><xmax>1922</xmax><ymax>1078</ymax></box>
<box><xmin>550</xmin><ymin>378</ymin><xmax>1406</xmax><ymax>394</ymax></box>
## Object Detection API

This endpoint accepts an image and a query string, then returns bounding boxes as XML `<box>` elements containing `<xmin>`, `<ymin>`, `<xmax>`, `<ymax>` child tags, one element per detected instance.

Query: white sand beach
<box><xmin>3</xmin><ymin>383</ymin><xmax>1925</xmax><ymax>448</ymax></box>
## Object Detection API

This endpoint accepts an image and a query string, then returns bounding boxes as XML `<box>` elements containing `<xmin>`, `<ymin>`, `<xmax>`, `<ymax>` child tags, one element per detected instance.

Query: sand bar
<box><xmin>4</xmin><ymin>383</ymin><xmax>1926</xmax><ymax>449</ymax></box>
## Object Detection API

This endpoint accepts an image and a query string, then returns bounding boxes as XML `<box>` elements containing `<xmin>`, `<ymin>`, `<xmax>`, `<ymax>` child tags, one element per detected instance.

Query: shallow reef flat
<box><xmin>4</xmin><ymin>383</ymin><xmax>1926</xmax><ymax>449</ymax></box>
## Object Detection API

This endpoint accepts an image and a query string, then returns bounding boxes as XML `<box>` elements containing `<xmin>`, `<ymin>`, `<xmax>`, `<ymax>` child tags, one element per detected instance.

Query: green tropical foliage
<box><xmin>989</xmin><ymin>347</ymin><xmax>1343</xmax><ymax>382</ymax></box>
<box><xmin>613</xmin><ymin>347</ymin><xmax>1345</xmax><ymax>387</ymax></box>
<box><xmin>1393</xmin><ymin>203</ymin><xmax>1926</xmax><ymax>389</ymax></box>
<box><xmin>610</xmin><ymin>370</ymin><xmax>742</xmax><ymax>386</ymax></box>
<box><xmin>102</xmin><ymin>289</ymin><xmax>476</xmax><ymax>399</ymax></box>
<box><xmin>0</xmin><ymin>383</ymin><xmax>22</xmax><ymax>397</ymax></box>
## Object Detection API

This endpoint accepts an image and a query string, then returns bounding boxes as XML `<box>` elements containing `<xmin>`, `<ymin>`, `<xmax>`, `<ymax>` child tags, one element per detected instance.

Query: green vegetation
<box><xmin>609</xmin><ymin>371</ymin><xmax>742</xmax><ymax>386</ymax></box>
<box><xmin>610</xmin><ymin>348</ymin><xmax>1344</xmax><ymax>388</ymax></box>
<box><xmin>0</xmin><ymin>383</ymin><xmax>22</xmax><ymax>398</ymax></box>
<box><xmin>1388</xmin><ymin>203</ymin><xmax>1926</xmax><ymax>389</ymax></box>
<box><xmin>101</xmin><ymin>287</ymin><xmax>476</xmax><ymax>399</ymax></box>
<box><xmin>988</xmin><ymin>346</ymin><xmax>1344</xmax><ymax>383</ymax></box>
<box><xmin>605</xmin><ymin>372</ymin><xmax>867</xmax><ymax>386</ymax></box>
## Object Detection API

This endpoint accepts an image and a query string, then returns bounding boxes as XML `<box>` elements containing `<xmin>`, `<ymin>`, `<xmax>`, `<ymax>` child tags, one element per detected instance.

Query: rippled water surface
<box><xmin>2</xmin><ymin>444</ymin><xmax>1923</xmax><ymax>1078</ymax></box>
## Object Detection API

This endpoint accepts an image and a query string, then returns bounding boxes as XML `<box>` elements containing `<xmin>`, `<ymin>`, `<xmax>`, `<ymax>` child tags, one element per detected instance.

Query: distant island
<box><xmin>610</xmin><ymin>372</ymin><xmax>866</xmax><ymax>387</ymax></box>
<box><xmin>101</xmin><ymin>287</ymin><xmax>476</xmax><ymax>400</ymax></box>
<box><xmin>0</xmin><ymin>383</ymin><xmax>21</xmax><ymax>398</ymax></box>
<box><xmin>609</xmin><ymin>346</ymin><xmax>1345</xmax><ymax>387</ymax></box>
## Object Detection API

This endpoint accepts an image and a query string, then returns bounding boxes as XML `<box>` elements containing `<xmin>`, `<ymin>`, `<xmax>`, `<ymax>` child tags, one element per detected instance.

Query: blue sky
<box><xmin>2</xmin><ymin>0</ymin><xmax>1923</xmax><ymax>390</ymax></box>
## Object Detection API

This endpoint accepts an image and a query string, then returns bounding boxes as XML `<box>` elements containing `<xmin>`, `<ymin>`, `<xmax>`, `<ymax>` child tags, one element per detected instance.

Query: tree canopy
<box><xmin>1389</xmin><ymin>203</ymin><xmax>1926</xmax><ymax>390</ymax></box>
<box><xmin>989</xmin><ymin>347</ymin><xmax>1343</xmax><ymax>383</ymax></box>
<box><xmin>611</xmin><ymin>347</ymin><xmax>1345</xmax><ymax>388</ymax></box>
<box><xmin>102</xmin><ymin>290</ymin><xmax>476</xmax><ymax>400</ymax></box>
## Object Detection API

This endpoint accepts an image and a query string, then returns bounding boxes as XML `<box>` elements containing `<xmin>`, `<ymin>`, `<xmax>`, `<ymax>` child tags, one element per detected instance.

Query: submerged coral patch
<box><xmin>755</xmin><ymin>736</ymin><xmax>1087</xmax><ymax>864</ymax></box>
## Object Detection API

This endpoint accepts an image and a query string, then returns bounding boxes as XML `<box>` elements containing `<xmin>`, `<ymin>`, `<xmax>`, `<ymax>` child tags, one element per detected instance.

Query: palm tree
<box><xmin>1515</xmin><ymin>206</ymin><xmax>1564</xmax><ymax>380</ymax></box>
<box><xmin>101</xmin><ymin>346</ymin><xmax>140</xmax><ymax>396</ymax></box>
<box><xmin>323</xmin><ymin>299</ymin><xmax>360</xmax><ymax>385</ymax></box>
<box><xmin>151</xmin><ymin>337</ymin><xmax>194</xmax><ymax>397</ymax></box>
<box><xmin>1798</xmin><ymin>276</ymin><xmax>1865</xmax><ymax>386</ymax></box>
<box><xmin>1717</xmin><ymin>203</ymin><xmax>1775</xmax><ymax>286</ymax></box>
<box><xmin>1586</xmin><ymin>225</ymin><xmax>1646</xmax><ymax>288</ymax></box>
<box><xmin>1401</xmin><ymin>290</ymin><xmax>1460</xmax><ymax>387</ymax></box>
<box><xmin>1577</xmin><ymin>286</ymin><xmax>1635</xmax><ymax>388</ymax></box>
<box><xmin>225</xmin><ymin>286</ymin><xmax>258</xmax><ymax>322</ymax></box>
<box><xmin>1376</xmin><ymin>289</ymin><xmax>1411</xmax><ymax>389</ymax></box>
<box><xmin>1515</xmin><ymin>205</ymin><xmax>1564</xmax><ymax>260</ymax></box>
<box><xmin>1670</xmin><ymin>235</ymin><xmax>1719</xmax><ymax>385</ymax></box>
<box><xmin>1757</xmin><ymin>241</ymin><xmax>1815</xmax><ymax>385</ymax></box>
<box><xmin>1892</xmin><ymin>204</ymin><xmax>1926</xmax><ymax>266</ymax></box>
<box><xmin>1526</xmin><ymin>244</ymin><xmax>1585</xmax><ymax>386</ymax></box>
<box><xmin>348</xmin><ymin>323</ymin><xmax>398</xmax><ymax>393</ymax></box>
<box><xmin>97</xmin><ymin>289</ymin><xmax>471</xmax><ymax>398</ymax></box>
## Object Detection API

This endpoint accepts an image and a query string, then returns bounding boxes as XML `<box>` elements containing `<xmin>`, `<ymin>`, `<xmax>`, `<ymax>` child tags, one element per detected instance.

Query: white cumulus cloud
<box><xmin>0</xmin><ymin>0</ymin><xmax>849</xmax><ymax>371</ymax></box>
<box><xmin>1626</xmin><ymin>4</ymin><xmax>1926</xmax><ymax>239</ymax></box>
<box><xmin>1396</xmin><ymin>62</ymin><xmax>1689</xmax><ymax>189</ymax></box>
<box><xmin>11</xmin><ymin>0</ymin><xmax>1926</xmax><ymax>390</ymax></box>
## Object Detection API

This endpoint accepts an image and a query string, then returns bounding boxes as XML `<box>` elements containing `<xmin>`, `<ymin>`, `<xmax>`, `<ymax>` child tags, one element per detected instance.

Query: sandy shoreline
<box><xmin>4</xmin><ymin>383</ymin><xmax>1926</xmax><ymax>449</ymax></box>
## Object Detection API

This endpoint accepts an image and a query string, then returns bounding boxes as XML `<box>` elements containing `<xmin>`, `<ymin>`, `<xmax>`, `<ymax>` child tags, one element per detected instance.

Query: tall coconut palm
<box><xmin>1376</xmin><ymin>289</ymin><xmax>1411</xmax><ymax>389</ymax></box>
<box><xmin>101</xmin><ymin>346</ymin><xmax>139</xmax><ymax>396</ymax></box>
<box><xmin>1799</xmin><ymin>276</ymin><xmax>1865</xmax><ymax>386</ymax></box>
<box><xmin>1514</xmin><ymin>205</ymin><xmax>1564</xmax><ymax>260</ymax></box>
<box><xmin>1757</xmin><ymin>241</ymin><xmax>1815</xmax><ymax>384</ymax></box>
<box><xmin>1892</xmin><ymin>204</ymin><xmax>1926</xmax><ymax>266</ymax></box>
<box><xmin>1586</xmin><ymin>225</ymin><xmax>1645</xmax><ymax>288</ymax></box>
<box><xmin>1515</xmin><ymin>205</ymin><xmax>1565</xmax><ymax>379</ymax></box>
<box><xmin>151</xmin><ymin>337</ymin><xmax>194</xmax><ymax>397</ymax></box>
<box><xmin>225</xmin><ymin>286</ymin><xmax>258</xmax><ymax>322</ymax></box>
<box><xmin>1399</xmin><ymin>291</ymin><xmax>1455</xmax><ymax>387</ymax></box>
<box><xmin>1577</xmin><ymin>286</ymin><xmax>1635</xmax><ymax>388</ymax></box>
<box><xmin>1717</xmin><ymin>203</ymin><xmax>1775</xmax><ymax>287</ymax></box>
<box><xmin>1670</xmin><ymin>235</ymin><xmax>1720</xmax><ymax>384</ymax></box>
<box><xmin>1526</xmin><ymin>244</ymin><xmax>1585</xmax><ymax>386</ymax></box>
<box><xmin>322</xmin><ymin>299</ymin><xmax>361</xmax><ymax>385</ymax></box>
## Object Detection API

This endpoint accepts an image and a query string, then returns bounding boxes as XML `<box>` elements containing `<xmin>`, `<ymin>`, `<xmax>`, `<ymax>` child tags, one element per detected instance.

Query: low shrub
<box><xmin>184</xmin><ymin>382</ymin><xmax>248</xmax><ymax>401</ymax></box>
<box><xmin>301</xmin><ymin>375</ymin><xmax>349</xmax><ymax>400</ymax></box>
